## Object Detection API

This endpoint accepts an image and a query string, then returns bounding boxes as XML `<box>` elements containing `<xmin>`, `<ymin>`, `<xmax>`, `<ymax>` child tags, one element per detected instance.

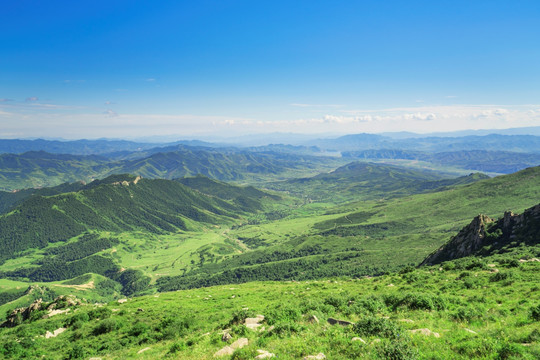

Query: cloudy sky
<box><xmin>1</xmin><ymin>0</ymin><xmax>539</xmax><ymax>139</ymax></box>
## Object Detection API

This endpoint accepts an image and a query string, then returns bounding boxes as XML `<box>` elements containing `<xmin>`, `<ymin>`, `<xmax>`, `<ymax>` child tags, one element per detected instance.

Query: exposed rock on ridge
<box><xmin>421</xmin><ymin>203</ymin><xmax>540</xmax><ymax>265</ymax></box>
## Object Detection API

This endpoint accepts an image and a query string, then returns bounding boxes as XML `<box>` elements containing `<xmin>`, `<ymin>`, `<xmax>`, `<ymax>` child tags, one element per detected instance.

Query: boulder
<box><xmin>255</xmin><ymin>349</ymin><xmax>275</xmax><ymax>359</ymax></box>
<box><xmin>214</xmin><ymin>338</ymin><xmax>248</xmax><ymax>357</ymax></box>
<box><xmin>327</xmin><ymin>317</ymin><xmax>354</xmax><ymax>326</ymax></box>
<box><xmin>409</xmin><ymin>328</ymin><xmax>440</xmax><ymax>338</ymax></box>
<box><xmin>45</xmin><ymin>327</ymin><xmax>66</xmax><ymax>339</ymax></box>
<box><xmin>222</xmin><ymin>332</ymin><xmax>232</xmax><ymax>342</ymax></box>
<box><xmin>245</xmin><ymin>315</ymin><xmax>265</xmax><ymax>330</ymax></box>
<box><xmin>303</xmin><ymin>353</ymin><xmax>326</xmax><ymax>359</ymax></box>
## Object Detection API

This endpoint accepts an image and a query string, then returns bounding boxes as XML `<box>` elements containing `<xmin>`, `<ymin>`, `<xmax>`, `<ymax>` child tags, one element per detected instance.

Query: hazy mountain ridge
<box><xmin>266</xmin><ymin>161</ymin><xmax>489</xmax><ymax>202</ymax></box>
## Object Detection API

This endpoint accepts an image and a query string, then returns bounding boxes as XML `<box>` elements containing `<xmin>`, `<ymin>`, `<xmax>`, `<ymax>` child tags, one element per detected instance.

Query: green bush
<box><xmin>128</xmin><ymin>321</ymin><xmax>150</xmax><ymax>337</ymax></box>
<box><xmin>378</xmin><ymin>338</ymin><xmax>418</xmax><ymax>360</ymax></box>
<box><xmin>88</xmin><ymin>307</ymin><xmax>112</xmax><ymax>320</ymax></box>
<box><xmin>67</xmin><ymin>312</ymin><xmax>90</xmax><ymax>327</ymax></box>
<box><xmin>225</xmin><ymin>309</ymin><xmax>255</xmax><ymax>328</ymax></box>
<box><xmin>92</xmin><ymin>318</ymin><xmax>118</xmax><ymax>335</ymax></box>
<box><xmin>66</xmin><ymin>344</ymin><xmax>86</xmax><ymax>359</ymax></box>
<box><xmin>266</xmin><ymin>322</ymin><xmax>306</xmax><ymax>338</ymax></box>
<box><xmin>168</xmin><ymin>342</ymin><xmax>185</xmax><ymax>354</ymax></box>
<box><xmin>530</xmin><ymin>304</ymin><xmax>540</xmax><ymax>321</ymax></box>
<box><xmin>265</xmin><ymin>304</ymin><xmax>302</xmax><ymax>325</ymax></box>
<box><xmin>352</xmin><ymin>316</ymin><xmax>402</xmax><ymax>339</ymax></box>
<box><xmin>155</xmin><ymin>316</ymin><xmax>193</xmax><ymax>340</ymax></box>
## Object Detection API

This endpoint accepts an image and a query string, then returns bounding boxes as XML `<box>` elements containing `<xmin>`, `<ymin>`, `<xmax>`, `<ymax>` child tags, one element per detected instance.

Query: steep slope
<box><xmin>0</xmin><ymin>175</ymin><xmax>264</xmax><ymax>264</ymax></box>
<box><xmin>421</xmin><ymin>203</ymin><xmax>540</xmax><ymax>265</ymax></box>
<box><xmin>0</xmin><ymin>181</ymin><xmax>87</xmax><ymax>214</ymax></box>
<box><xmin>177</xmin><ymin>175</ymin><xmax>280</xmax><ymax>212</ymax></box>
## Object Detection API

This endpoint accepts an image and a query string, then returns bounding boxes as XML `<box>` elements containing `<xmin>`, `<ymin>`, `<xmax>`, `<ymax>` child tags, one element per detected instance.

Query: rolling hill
<box><xmin>0</xmin><ymin>147</ymin><xmax>345</xmax><ymax>191</ymax></box>
<box><xmin>266</xmin><ymin>161</ymin><xmax>489</xmax><ymax>203</ymax></box>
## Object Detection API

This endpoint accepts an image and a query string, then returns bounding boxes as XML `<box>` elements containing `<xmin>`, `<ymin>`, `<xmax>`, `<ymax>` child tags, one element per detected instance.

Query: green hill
<box><xmin>156</xmin><ymin>166</ymin><xmax>540</xmax><ymax>291</ymax></box>
<box><xmin>0</xmin><ymin>175</ymin><xmax>276</xmax><ymax>265</ymax></box>
<box><xmin>0</xmin><ymin>151</ymin><xmax>110</xmax><ymax>191</ymax></box>
<box><xmin>0</xmin><ymin>148</ymin><xmax>344</xmax><ymax>191</ymax></box>
<box><xmin>266</xmin><ymin>161</ymin><xmax>488</xmax><ymax>203</ymax></box>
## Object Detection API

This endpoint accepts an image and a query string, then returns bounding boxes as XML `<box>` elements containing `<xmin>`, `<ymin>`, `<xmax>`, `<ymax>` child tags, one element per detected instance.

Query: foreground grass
<box><xmin>1</xmin><ymin>256</ymin><xmax>538</xmax><ymax>359</ymax></box>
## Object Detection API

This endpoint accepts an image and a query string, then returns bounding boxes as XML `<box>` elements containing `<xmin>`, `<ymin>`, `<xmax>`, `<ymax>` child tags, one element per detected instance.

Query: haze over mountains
<box><xmin>1</xmin><ymin>129</ymin><xmax>540</xmax><ymax>191</ymax></box>
<box><xmin>0</xmin><ymin>130</ymin><xmax>539</xmax><ymax>359</ymax></box>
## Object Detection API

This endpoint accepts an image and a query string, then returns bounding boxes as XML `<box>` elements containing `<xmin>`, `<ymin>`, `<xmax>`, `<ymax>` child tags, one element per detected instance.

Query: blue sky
<box><xmin>1</xmin><ymin>0</ymin><xmax>540</xmax><ymax>139</ymax></box>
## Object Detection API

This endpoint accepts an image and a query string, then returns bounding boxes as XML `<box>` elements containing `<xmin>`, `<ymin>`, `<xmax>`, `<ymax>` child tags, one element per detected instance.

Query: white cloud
<box><xmin>25</xmin><ymin>96</ymin><xmax>38</xmax><ymax>102</ymax></box>
<box><xmin>104</xmin><ymin>109</ymin><xmax>119</xmax><ymax>117</ymax></box>
<box><xmin>290</xmin><ymin>103</ymin><xmax>342</xmax><ymax>108</ymax></box>
<box><xmin>1</xmin><ymin>103</ymin><xmax>540</xmax><ymax>139</ymax></box>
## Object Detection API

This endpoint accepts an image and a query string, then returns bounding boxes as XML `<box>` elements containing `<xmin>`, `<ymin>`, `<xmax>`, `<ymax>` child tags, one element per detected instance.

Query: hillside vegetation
<box><xmin>0</xmin><ymin>251</ymin><xmax>538</xmax><ymax>359</ymax></box>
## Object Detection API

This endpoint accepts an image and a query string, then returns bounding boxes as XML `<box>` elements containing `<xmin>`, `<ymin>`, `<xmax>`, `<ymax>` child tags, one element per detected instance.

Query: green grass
<box><xmin>1</xmin><ymin>257</ymin><xmax>538</xmax><ymax>359</ymax></box>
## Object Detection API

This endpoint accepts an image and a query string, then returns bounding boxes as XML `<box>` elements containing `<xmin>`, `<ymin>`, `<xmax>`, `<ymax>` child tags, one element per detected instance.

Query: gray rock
<box><xmin>327</xmin><ymin>317</ymin><xmax>354</xmax><ymax>326</ymax></box>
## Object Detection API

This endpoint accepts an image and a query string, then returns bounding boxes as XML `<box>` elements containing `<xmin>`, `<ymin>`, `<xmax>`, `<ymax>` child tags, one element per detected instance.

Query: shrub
<box><xmin>323</xmin><ymin>294</ymin><xmax>347</xmax><ymax>310</ymax></box>
<box><xmin>128</xmin><ymin>321</ymin><xmax>150</xmax><ymax>337</ymax></box>
<box><xmin>225</xmin><ymin>309</ymin><xmax>255</xmax><ymax>328</ymax></box>
<box><xmin>352</xmin><ymin>316</ymin><xmax>402</xmax><ymax>339</ymax></box>
<box><xmin>66</xmin><ymin>344</ymin><xmax>86</xmax><ymax>359</ymax></box>
<box><xmin>88</xmin><ymin>307</ymin><xmax>112</xmax><ymax>320</ymax></box>
<box><xmin>265</xmin><ymin>305</ymin><xmax>302</xmax><ymax>325</ymax></box>
<box><xmin>92</xmin><ymin>318</ymin><xmax>118</xmax><ymax>335</ymax></box>
<box><xmin>155</xmin><ymin>316</ymin><xmax>193</xmax><ymax>340</ymax></box>
<box><xmin>490</xmin><ymin>271</ymin><xmax>519</xmax><ymax>284</ymax></box>
<box><xmin>497</xmin><ymin>342</ymin><xmax>523</xmax><ymax>360</ymax></box>
<box><xmin>265</xmin><ymin>322</ymin><xmax>306</xmax><ymax>338</ymax></box>
<box><xmin>452</xmin><ymin>306</ymin><xmax>484</xmax><ymax>322</ymax></box>
<box><xmin>378</xmin><ymin>339</ymin><xmax>418</xmax><ymax>360</ymax></box>
<box><xmin>530</xmin><ymin>304</ymin><xmax>540</xmax><ymax>321</ymax></box>
<box><xmin>67</xmin><ymin>312</ymin><xmax>90</xmax><ymax>327</ymax></box>
<box><xmin>169</xmin><ymin>342</ymin><xmax>185</xmax><ymax>354</ymax></box>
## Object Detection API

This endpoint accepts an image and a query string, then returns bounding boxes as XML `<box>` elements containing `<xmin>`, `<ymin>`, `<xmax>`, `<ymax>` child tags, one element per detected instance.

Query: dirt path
<box><xmin>53</xmin><ymin>280</ymin><xmax>95</xmax><ymax>291</ymax></box>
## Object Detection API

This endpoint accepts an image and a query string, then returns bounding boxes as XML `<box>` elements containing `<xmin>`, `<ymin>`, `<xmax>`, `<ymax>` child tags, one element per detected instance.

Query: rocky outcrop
<box><xmin>421</xmin><ymin>214</ymin><xmax>494</xmax><ymax>265</ymax></box>
<box><xmin>421</xmin><ymin>203</ymin><xmax>540</xmax><ymax>265</ymax></box>
<box><xmin>1</xmin><ymin>295</ymin><xmax>83</xmax><ymax>328</ymax></box>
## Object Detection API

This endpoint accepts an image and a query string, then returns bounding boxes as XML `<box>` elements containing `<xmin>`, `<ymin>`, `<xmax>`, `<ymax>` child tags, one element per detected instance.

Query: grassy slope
<box><xmin>0</xmin><ymin>256</ymin><xmax>538</xmax><ymax>359</ymax></box>
<box><xmin>265</xmin><ymin>161</ymin><xmax>488</xmax><ymax>203</ymax></box>
<box><xmin>154</xmin><ymin>167</ymin><xmax>540</xmax><ymax>291</ymax></box>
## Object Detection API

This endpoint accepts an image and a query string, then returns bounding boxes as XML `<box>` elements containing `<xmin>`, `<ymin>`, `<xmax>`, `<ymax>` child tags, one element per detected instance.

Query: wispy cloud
<box><xmin>1</xmin><ymin>104</ymin><xmax>539</xmax><ymax>139</ymax></box>
<box><xmin>0</xmin><ymin>98</ymin><xmax>13</xmax><ymax>102</ymax></box>
<box><xmin>104</xmin><ymin>109</ymin><xmax>119</xmax><ymax>117</ymax></box>
<box><xmin>290</xmin><ymin>103</ymin><xmax>342</xmax><ymax>108</ymax></box>
<box><xmin>25</xmin><ymin>96</ymin><xmax>39</xmax><ymax>102</ymax></box>
<box><xmin>104</xmin><ymin>101</ymin><xmax>116</xmax><ymax>105</ymax></box>
<box><xmin>146</xmin><ymin>78</ymin><xmax>156</xmax><ymax>82</ymax></box>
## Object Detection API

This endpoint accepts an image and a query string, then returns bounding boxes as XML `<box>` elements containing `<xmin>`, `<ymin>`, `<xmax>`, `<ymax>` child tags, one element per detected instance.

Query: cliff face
<box><xmin>421</xmin><ymin>203</ymin><xmax>540</xmax><ymax>266</ymax></box>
